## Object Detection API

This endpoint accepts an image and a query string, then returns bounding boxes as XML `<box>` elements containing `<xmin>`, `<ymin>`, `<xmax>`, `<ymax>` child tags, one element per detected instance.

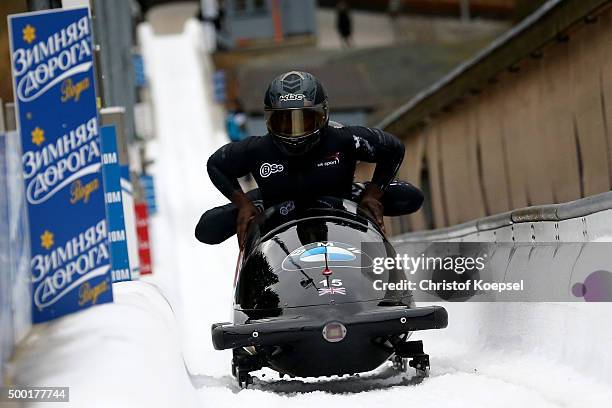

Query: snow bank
<box><xmin>9</xmin><ymin>280</ymin><xmax>198</xmax><ymax>408</ymax></box>
<box><xmin>0</xmin><ymin>131</ymin><xmax>31</xmax><ymax>386</ymax></box>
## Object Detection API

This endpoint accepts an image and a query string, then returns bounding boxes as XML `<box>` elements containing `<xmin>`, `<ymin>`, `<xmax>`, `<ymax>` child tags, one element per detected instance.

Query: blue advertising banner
<box><xmin>140</xmin><ymin>173</ymin><xmax>157</xmax><ymax>215</ymax></box>
<box><xmin>213</xmin><ymin>70</ymin><xmax>226</xmax><ymax>103</ymax></box>
<box><xmin>120</xmin><ymin>167</ymin><xmax>141</xmax><ymax>279</ymax></box>
<box><xmin>100</xmin><ymin>125</ymin><xmax>131</xmax><ymax>282</ymax></box>
<box><xmin>133</xmin><ymin>54</ymin><xmax>146</xmax><ymax>87</ymax></box>
<box><xmin>8</xmin><ymin>8</ymin><xmax>113</xmax><ymax>323</ymax></box>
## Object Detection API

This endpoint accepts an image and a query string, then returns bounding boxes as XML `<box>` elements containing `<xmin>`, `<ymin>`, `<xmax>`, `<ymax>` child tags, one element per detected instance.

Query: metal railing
<box><xmin>394</xmin><ymin>191</ymin><xmax>612</xmax><ymax>242</ymax></box>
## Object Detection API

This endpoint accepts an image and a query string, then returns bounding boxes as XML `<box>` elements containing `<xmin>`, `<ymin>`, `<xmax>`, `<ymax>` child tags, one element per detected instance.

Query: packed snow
<box><xmin>7</xmin><ymin>17</ymin><xmax>612</xmax><ymax>408</ymax></box>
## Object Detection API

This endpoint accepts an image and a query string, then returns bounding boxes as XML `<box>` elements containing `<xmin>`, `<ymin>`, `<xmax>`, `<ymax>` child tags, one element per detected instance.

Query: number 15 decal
<box><xmin>320</xmin><ymin>279</ymin><xmax>343</xmax><ymax>287</ymax></box>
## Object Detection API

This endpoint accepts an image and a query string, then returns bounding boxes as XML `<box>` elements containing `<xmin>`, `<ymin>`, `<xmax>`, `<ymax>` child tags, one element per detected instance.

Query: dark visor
<box><xmin>265</xmin><ymin>107</ymin><xmax>327</xmax><ymax>138</ymax></box>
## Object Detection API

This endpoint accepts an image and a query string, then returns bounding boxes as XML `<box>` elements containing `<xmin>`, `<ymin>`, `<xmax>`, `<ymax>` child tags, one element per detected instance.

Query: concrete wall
<box><xmin>226</xmin><ymin>0</ymin><xmax>274</xmax><ymax>41</ymax></box>
<box><xmin>279</xmin><ymin>0</ymin><xmax>316</xmax><ymax>36</ymax></box>
<box><xmin>392</xmin><ymin>190</ymin><xmax>612</xmax><ymax>382</ymax></box>
<box><xmin>384</xmin><ymin>3</ymin><xmax>612</xmax><ymax>233</ymax></box>
<box><xmin>394</xmin><ymin>191</ymin><xmax>612</xmax><ymax>300</ymax></box>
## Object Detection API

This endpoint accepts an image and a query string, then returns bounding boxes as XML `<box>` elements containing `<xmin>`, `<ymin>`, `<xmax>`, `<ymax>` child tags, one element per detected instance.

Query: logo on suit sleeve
<box><xmin>317</xmin><ymin>152</ymin><xmax>341</xmax><ymax>168</ymax></box>
<box><xmin>260</xmin><ymin>162</ymin><xmax>284</xmax><ymax>178</ymax></box>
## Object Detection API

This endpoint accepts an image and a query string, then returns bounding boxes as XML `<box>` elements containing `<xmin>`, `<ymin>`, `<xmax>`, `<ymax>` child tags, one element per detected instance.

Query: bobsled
<box><xmin>211</xmin><ymin>197</ymin><xmax>448</xmax><ymax>388</ymax></box>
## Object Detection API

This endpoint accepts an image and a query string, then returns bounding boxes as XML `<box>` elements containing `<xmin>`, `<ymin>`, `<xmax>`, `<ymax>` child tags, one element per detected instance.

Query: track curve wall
<box><xmin>393</xmin><ymin>192</ymin><xmax>612</xmax><ymax>384</ymax></box>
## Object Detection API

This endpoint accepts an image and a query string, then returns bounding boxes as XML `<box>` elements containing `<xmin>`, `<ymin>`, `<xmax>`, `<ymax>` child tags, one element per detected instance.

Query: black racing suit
<box><xmin>196</xmin><ymin>124</ymin><xmax>423</xmax><ymax>244</ymax></box>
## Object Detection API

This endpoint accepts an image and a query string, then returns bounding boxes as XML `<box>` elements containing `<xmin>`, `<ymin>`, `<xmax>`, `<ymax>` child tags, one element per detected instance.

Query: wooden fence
<box><xmin>372</xmin><ymin>0</ymin><xmax>612</xmax><ymax>233</ymax></box>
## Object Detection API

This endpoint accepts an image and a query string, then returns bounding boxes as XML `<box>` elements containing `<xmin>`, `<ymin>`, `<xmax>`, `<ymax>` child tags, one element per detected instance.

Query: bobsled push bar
<box><xmin>212</xmin><ymin>305</ymin><xmax>448</xmax><ymax>350</ymax></box>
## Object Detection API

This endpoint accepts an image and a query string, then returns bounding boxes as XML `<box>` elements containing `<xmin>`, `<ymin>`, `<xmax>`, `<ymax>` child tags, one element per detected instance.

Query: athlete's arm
<box><xmin>207</xmin><ymin>137</ymin><xmax>256</xmax><ymax>199</ymax></box>
<box><xmin>207</xmin><ymin>138</ymin><xmax>259</xmax><ymax>248</ymax></box>
<box><xmin>349</xmin><ymin>126</ymin><xmax>405</xmax><ymax>189</ymax></box>
<box><xmin>348</xmin><ymin>126</ymin><xmax>405</xmax><ymax>233</ymax></box>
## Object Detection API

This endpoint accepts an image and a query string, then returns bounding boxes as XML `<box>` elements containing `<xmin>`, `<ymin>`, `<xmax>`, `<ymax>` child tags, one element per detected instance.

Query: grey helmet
<box><xmin>264</xmin><ymin>71</ymin><xmax>329</xmax><ymax>155</ymax></box>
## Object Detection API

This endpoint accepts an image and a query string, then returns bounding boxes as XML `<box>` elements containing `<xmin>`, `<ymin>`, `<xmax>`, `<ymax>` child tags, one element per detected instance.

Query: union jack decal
<box><xmin>318</xmin><ymin>287</ymin><xmax>346</xmax><ymax>296</ymax></box>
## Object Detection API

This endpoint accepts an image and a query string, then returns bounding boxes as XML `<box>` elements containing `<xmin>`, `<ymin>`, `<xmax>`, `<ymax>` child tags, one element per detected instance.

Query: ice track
<box><xmin>139</xmin><ymin>18</ymin><xmax>612</xmax><ymax>408</ymax></box>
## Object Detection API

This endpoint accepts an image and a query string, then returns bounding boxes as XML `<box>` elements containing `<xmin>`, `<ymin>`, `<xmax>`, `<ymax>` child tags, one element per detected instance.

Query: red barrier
<box><xmin>135</xmin><ymin>202</ymin><xmax>153</xmax><ymax>275</ymax></box>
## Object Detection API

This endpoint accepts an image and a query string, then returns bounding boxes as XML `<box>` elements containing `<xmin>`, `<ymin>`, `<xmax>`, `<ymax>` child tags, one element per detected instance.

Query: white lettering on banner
<box><xmin>23</xmin><ymin>117</ymin><xmax>98</xmax><ymax>177</ymax></box>
<box><xmin>109</xmin><ymin>230</ymin><xmax>125</xmax><ymax>242</ymax></box>
<box><xmin>23</xmin><ymin>117</ymin><xmax>101</xmax><ymax>204</ymax></box>
<box><xmin>105</xmin><ymin>191</ymin><xmax>121</xmax><ymax>203</ymax></box>
<box><xmin>12</xmin><ymin>16</ymin><xmax>92</xmax><ymax>102</ymax></box>
<box><xmin>112</xmin><ymin>269</ymin><xmax>130</xmax><ymax>282</ymax></box>
<box><xmin>32</xmin><ymin>220</ymin><xmax>110</xmax><ymax>308</ymax></box>
<box><xmin>102</xmin><ymin>152</ymin><xmax>117</xmax><ymax>164</ymax></box>
<box><xmin>31</xmin><ymin>219</ymin><xmax>106</xmax><ymax>282</ymax></box>
<box><xmin>35</xmin><ymin>264</ymin><xmax>110</xmax><ymax>308</ymax></box>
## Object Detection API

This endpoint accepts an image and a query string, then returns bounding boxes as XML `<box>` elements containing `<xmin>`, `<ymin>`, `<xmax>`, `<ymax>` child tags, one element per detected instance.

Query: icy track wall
<box><xmin>0</xmin><ymin>131</ymin><xmax>31</xmax><ymax>385</ymax></box>
<box><xmin>393</xmin><ymin>191</ymin><xmax>612</xmax><ymax>384</ymax></box>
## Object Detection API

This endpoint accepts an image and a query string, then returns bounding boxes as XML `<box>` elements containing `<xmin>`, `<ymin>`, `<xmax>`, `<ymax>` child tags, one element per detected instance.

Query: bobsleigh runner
<box><xmin>211</xmin><ymin>197</ymin><xmax>448</xmax><ymax>388</ymax></box>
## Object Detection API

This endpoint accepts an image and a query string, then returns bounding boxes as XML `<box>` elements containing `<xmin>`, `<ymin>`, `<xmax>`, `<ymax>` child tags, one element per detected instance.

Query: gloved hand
<box><xmin>232</xmin><ymin>191</ymin><xmax>260</xmax><ymax>249</ymax></box>
<box><xmin>359</xmin><ymin>183</ymin><xmax>386</xmax><ymax>234</ymax></box>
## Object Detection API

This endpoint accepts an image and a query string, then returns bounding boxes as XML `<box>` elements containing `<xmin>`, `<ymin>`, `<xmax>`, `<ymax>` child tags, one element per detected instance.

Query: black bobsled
<box><xmin>211</xmin><ymin>197</ymin><xmax>448</xmax><ymax>388</ymax></box>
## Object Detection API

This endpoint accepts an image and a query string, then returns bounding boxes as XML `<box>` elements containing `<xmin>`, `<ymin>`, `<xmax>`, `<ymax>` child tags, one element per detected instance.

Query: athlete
<box><xmin>197</xmin><ymin>71</ymin><xmax>423</xmax><ymax>247</ymax></box>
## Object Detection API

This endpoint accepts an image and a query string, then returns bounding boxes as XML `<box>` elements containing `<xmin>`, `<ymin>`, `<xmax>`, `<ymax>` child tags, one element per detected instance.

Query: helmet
<box><xmin>264</xmin><ymin>71</ymin><xmax>329</xmax><ymax>156</ymax></box>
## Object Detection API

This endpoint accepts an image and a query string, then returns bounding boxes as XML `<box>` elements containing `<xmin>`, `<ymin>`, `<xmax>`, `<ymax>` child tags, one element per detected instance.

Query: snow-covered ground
<box><xmin>138</xmin><ymin>20</ymin><xmax>236</xmax><ymax>378</ymax></box>
<box><xmin>7</xmin><ymin>16</ymin><xmax>612</xmax><ymax>408</ymax></box>
<box><xmin>10</xmin><ymin>281</ymin><xmax>198</xmax><ymax>408</ymax></box>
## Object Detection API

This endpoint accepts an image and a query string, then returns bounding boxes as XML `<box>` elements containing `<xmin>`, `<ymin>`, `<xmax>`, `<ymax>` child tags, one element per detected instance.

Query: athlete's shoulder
<box><xmin>328</xmin><ymin>120</ymin><xmax>345</xmax><ymax>129</ymax></box>
<box><xmin>243</xmin><ymin>134</ymin><xmax>270</xmax><ymax>143</ymax></box>
<box><xmin>232</xmin><ymin>134</ymin><xmax>272</xmax><ymax>149</ymax></box>
<box><xmin>344</xmin><ymin>125</ymin><xmax>377</xmax><ymax>136</ymax></box>
<box><xmin>323</xmin><ymin>123</ymin><xmax>373</xmax><ymax>151</ymax></box>
<box><xmin>323</xmin><ymin>122</ymin><xmax>355</xmax><ymax>138</ymax></box>
<box><xmin>328</xmin><ymin>124</ymin><xmax>378</xmax><ymax>140</ymax></box>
